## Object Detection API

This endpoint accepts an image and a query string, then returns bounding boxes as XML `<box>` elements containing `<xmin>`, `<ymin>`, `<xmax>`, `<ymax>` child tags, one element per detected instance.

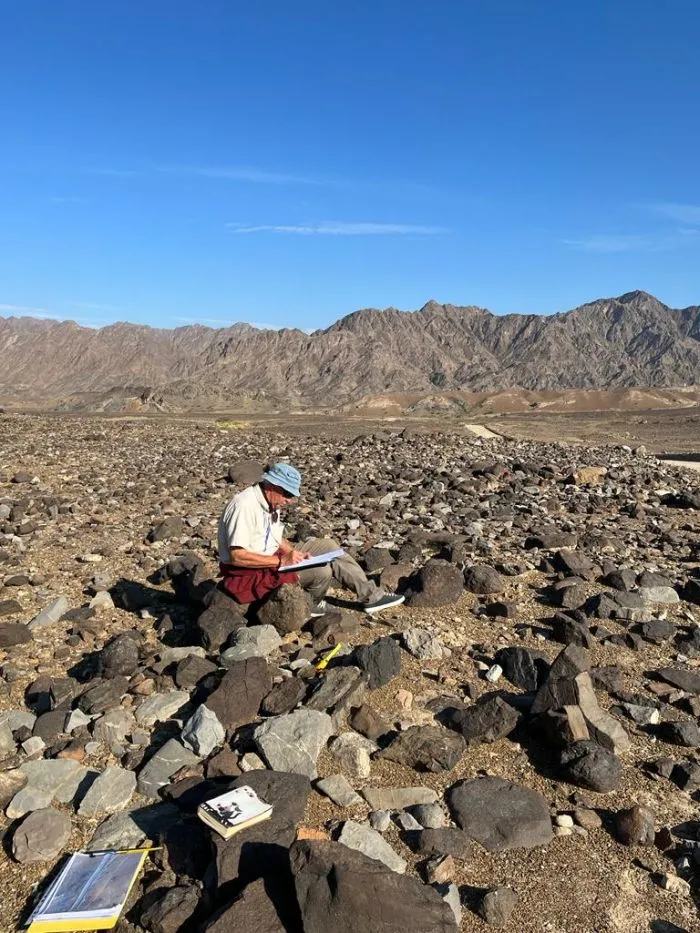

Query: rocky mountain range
<box><xmin>1</xmin><ymin>290</ymin><xmax>699</xmax><ymax>410</ymax></box>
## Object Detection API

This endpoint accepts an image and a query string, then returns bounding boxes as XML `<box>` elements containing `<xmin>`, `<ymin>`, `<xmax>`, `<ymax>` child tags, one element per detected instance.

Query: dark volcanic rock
<box><xmin>349</xmin><ymin>704</ymin><xmax>392</xmax><ymax>741</ymax></box>
<box><xmin>354</xmin><ymin>636</ymin><xmax>401</xmax><ymax>689</ymax></box>
<box><xmin>100</xmin><ymin>633</ymin><xmax>140</xmax><ymax>678</ymax></box>
<box><xmin>613</xmin><ymin>805</ymin><xmax>655</xmax><ymax>845</ymax></box>
<box><xmin>451</xmin><ymin>695</ymin><xmax>521</xmax><ymax>744</ymax></box>
<box><xmin>261</xmin><ymin>677</ymin><xmax>308</xmax><ymax>716</ymax></box>
<box><xmin>148</xmin><ymin>516</ymin><xmax>184</xmax><ymax>542</ymax></box>
<box><xmin>406</xmin><ymin>560</ymin><xmax>464</xmax><ymax>607</ymax></box>
<box><xmin>197</xmin><ymin>593</ymin><xmax>247</xmax><ymax>651</ymax></box>
<box><xmin>559</xmin><ymin>741</ymin><xmax>623</xmax><ymax>792</ymax></box>
<box><xmin>174</xmin><ymin>654</ymin><xmax>218</xmax><ymax>689</ymax></box>
<box><xmin>204</xmin><ymin>878</ymin><xmax>292</xmax><ymax>933</ymax></box>
<box><xmin>139</xmin><ymin>884</ymin><xmax>200</xmax><ymax>933</ymax></box>
<box><xmin>661</xmin><ymin>720</ymin><xmax>700</xmax><ymax>747</ymax></box>
<box><xmin>463</xmin><ymin>564</ymin><xmax>505</xmax><ymax>595</ymax></box>
<box><xmin>657</xmin><ymin>668</ymin><xmax>700</xmax><ymax>695</ymax></box>
<box><xmin>78</xmin><ymin>677</ymin><xmax>130</xmax><ymax>714</ymax></box>
<box><xmin>551</xmin><ymin>549</ymin><xmax>597</xmax><ymax>581</ymax></box>
<box><xmin>228</xmin><ymin>459</ymin><xmax>264</xmax><ymax>486</ymax></box>
<box><xmin>212</xmin><ymin>770</ymin><xmax>311</xmax><ymax>892</ymax></box>
<box><xmin>256</xmin><ymin>584</ymin><xmax>309</xmax><ymax>634</ymax></box>
<box><xmin>12</xmin><ymin>807</ymin><xmax>72</xmax><ymax>863</ymax></box>
<box><xmin>413</xmin><ymin>827</ymin><xmax>472</xmax><ymax>860</ymax></box>
<box><xmin>530</xmin><ymin>644</ymin><xmax>590</xmax><ymax>715</ymax></box>
<box><xmin>495</xmin><ymin>646</ymin><xmax>548</xmax><ymax>691</ymax></box>
<box><xmin>206</xmin><ymin>657</ymin><xmax>271</xmax><ymax>731</ymax></box>
<box><xmin>446</xmin><ymin>776</ymin><xmax>553</xmax><ymax>852</ymax></box>
<box><xmin>479</xmin><ymin>886</ymin><xmax>518</xmax><ymax>927</ymax></box>
<box><xmin>380</xmin><ymin>725</ymin><xmax>466</xmax><ymax>772</ymax></box>
<box><xmin>290</xmin><ymin>838</ymin><xmax>459</xmax><ymax>933</ymax></box>
<box><xmin>0</xmin><ymin>622</ymin><xmax>32</xmax><ymax>647</ymax></box>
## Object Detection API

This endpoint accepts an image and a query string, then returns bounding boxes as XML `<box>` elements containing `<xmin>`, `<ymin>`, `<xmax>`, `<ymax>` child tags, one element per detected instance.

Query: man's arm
<box><xmin>227</xmin><ymin>545</ymin><xmax>306</xmax><ymax>568</ymax></box>
<box><xmin>227</xmin><ymin>547</ymin><xmax>283</xmax><ymax>569</ymax></box>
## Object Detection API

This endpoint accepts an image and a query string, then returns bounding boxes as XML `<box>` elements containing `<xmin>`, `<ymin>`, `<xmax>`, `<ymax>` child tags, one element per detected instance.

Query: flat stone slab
<box><xmin>447</xmin><ymin>776</ymin><xmax>553</xmax><ymax>852</ymax></box>
<box><xmin>87</xmin><ymin>803</ymin><xmax>180</xmax><ymax>851</ymax></box>
<box><xmin>315</xmin><ymin>774</ymin><xmax>363</xmax><ymax>807</ymax></box>
<box><xmin>28</xmin><ymin>596</ymin><xmax>70</xmax><ymax>631</ymax></box>
<box><xmin>657</xmin><ymin>668</ymin><xmax>700</xmax><ymax>695</ymax></box>
<box><xmin>12</xmin><ymin>807</ymin><xmax>72</xmax><ymax>863</ymax></box>
<box><xmin>361</xmin><ymin>786</ymin><xmax>439</xmax><ymax>810</ymax></box>
<box><xmin>135</xmin><ymin>691</ymin><xmax>190</xmax><ymax>726</ymax></box>
<box><xmin>254</xmin><ymin>709</ymin><xmax>333</xmax><ymax>779</ymax></box>
<box><xmin>7</xmin><ymin>760</ymin><xmax>89</xmax><ymax>817</ymax></box>
<box><xmin>78</xmin><ymin>766</ymin><xmax>137</xmax><ymax>817</ymax></box>
<box><xmin>338</xmin><ymin>820</ymin><xmax>407</xmax><ymax>873</ymax></box>
<box><xmin>137</xmin><ymin>739</ymin><xmax>200</xmax><ymax>799</ymax></box>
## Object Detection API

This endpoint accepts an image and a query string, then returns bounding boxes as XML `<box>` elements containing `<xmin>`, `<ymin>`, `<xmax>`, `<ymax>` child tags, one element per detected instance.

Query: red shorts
<box><xmin>218</xmin><ymin>560</ymin><xmax>299</xmax><ymax>604</ymax></box>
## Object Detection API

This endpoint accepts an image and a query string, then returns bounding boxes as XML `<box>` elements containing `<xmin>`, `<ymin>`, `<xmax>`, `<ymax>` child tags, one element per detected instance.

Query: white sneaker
<box><xmin>364</xmin><ymin>593</ymin><xmax>405</xmax><ymax>615</ymax></box>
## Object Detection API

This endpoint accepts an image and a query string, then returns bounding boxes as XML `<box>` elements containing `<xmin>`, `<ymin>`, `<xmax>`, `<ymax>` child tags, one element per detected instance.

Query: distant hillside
<box><xmin>1</xmin><ymin>290</ymin><xmax>699</xmax><ymax>410</ymax></box>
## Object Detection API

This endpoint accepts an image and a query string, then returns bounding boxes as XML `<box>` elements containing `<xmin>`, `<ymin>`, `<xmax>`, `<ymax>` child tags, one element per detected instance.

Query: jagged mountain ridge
<box><xmin>1</xmin><ymin>291</ymin><xmax>699</xmax><ymax>407</ymax></box>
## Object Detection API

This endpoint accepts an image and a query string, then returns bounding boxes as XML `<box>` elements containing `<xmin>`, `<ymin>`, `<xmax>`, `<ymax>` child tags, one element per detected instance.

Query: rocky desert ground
<box><xmin>0</xmin><ymin>411</ymin><xmax>699</xmax><ymax>933</ymax></box>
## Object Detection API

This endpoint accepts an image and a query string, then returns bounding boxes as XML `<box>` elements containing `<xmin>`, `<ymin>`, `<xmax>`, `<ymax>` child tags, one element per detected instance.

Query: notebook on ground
<box><xmin>26</xmin><ymin>848</ymin><xmax>150</xmax><ymax>932</ymax></box>
<box><xmin>278</xmin><ymin>548</ymin><xmax>345</xmax><ymax>572</ymax></box>
<box><xmin>197</xmin><ymin>784</ymin><xmax>273</xmax><ymax>839</ymax></box>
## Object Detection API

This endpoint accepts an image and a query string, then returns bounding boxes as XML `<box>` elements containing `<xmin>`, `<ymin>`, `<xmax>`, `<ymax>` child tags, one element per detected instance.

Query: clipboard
<box><xmin>278</xmin><ymin>548</ymin><xmax>345</xmax><ymax>572</ymax></box>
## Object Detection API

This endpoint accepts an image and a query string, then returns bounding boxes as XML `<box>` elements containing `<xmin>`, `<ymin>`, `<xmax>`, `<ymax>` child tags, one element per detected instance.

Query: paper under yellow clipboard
<box><xmin>26</xmin><ymin>847</ymin><xmax>155</xmax><ymax>933</ymax></box>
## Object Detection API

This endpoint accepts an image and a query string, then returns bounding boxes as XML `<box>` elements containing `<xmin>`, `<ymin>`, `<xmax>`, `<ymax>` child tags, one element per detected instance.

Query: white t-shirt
<box><xmin>218</xmin><ymin>484</ymin><xmax>285</xmax><ymax>563</ymax></box>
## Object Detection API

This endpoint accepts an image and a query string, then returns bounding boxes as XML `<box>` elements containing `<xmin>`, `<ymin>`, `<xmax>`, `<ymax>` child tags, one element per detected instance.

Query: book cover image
<box><xmin>199</xmin><ymin>785</ymin><xmax>271</xmax><ymax>829</ymax></box>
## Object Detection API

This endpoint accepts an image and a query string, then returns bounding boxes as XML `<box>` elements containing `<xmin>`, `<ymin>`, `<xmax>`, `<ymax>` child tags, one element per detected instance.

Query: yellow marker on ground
<box><xmin>315</xmin><ymin>642</ymin><xmax>343</xmax><ymax>670</ymax></box>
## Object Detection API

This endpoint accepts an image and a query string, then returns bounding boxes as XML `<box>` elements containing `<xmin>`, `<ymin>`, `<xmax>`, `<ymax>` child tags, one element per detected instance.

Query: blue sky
<box><xmin>1</xmin><ymin>0</ymin><xmax>699</xmax><ymax>331</ymax></box>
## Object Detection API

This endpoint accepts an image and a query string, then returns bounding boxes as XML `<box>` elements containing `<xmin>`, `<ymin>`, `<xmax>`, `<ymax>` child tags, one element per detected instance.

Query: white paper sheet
<box><xmin>278</xmin><ymin>548</ymin><xmax>345</xmax><ymax>572</ymax></box>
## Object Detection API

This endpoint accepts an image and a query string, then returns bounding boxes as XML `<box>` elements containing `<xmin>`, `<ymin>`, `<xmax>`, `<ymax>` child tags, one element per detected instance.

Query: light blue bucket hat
<box><xmin>261</xmin><ymin>462</ymin><xmax>302</xmax><ymax>497</ymax></box>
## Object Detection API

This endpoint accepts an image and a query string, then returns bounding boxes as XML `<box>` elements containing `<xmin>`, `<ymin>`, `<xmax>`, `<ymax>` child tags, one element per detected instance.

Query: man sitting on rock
<box><xmin>218</xmin><ymin>462</ymin><xmax>404</xmax><ymax>616</ymax></box>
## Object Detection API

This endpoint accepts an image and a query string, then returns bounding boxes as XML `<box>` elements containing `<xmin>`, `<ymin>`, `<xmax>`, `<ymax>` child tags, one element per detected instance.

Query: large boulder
<box><xmin>204</xmin><ymin>878</ymin><xmax>292</xmax><ymax>933</ymax></box>
<box><xmin>446</xmin><ymin>776</ymin><xmax>553</xmax><ymax>852</ymax></box>
<box><xmin>254</xmin><ymin>709</ymin><xmax>333</xmax><ymax>778</ymax></box>
<box><xmin>139</xmin><ymin>884</ymin><xmax>200</xmax><ymax>933</ymax></box>
<box><xmin>380</xmin><ymin>725</ymin><xmax>466</xmax><ymax>772</ymax></box>
<box><xmin>495</xmin><ymin>646</ymin><xmax>549</xmax><ymax>692</ymax></box>
<box><xmin>211</xmin><ymin>770</ymin><xmax>311</xmax><ymax>894</ymax></box>
<box><xmin>256</xmin><ymin>584</ymin><xmax>309</xmax><ymax>635</ymax></box>
<box><xmin>559</xmin><ymin>741</ymin><xmax>623</xmax><ymax>792</ymax></box>
<box><xmin>451</xmin><ymin>696</ymin><xmax>521</xmax><ymax>745</ymax></box>
<box><xmin>290</xmin><ymin>839</ymin><xmax>459</xmax><ymax>933</ymax></box>
<box><xmin>463</xmin><ymin>564</ymin><xmax>505</xmax><ymax>595</ymax></box>
<box><xmin>354</xmin><ymin>637</ymin><xmax>402</xmax><ymax>689</ymax></box>
<box><xmin>197</xmin><ymin>592</ymin><xmax>247</xmax><ymax>651</ymax></box>
<box><xmin>406</xmin><ymin>560</ymin><xmax>464</xmax><ymax>607</ymax></box>
<box><xmin>12</xmin><ymin>807</ymin><xmax>72</xmax><ymax>863</ymax></box>
<box><xmin>100</xmin><ymin>634</ymin><xmax>140</xmax><ymax>678</ymax></box>
<box><xmin>206</xmin><ymin>657</ymin><xmax>272</xmax><ymax>732</ymax></box>
<box><xmin>228</xmin><ymin>459</ymin><xmax>264</xmax><ymax>486</ymax></box>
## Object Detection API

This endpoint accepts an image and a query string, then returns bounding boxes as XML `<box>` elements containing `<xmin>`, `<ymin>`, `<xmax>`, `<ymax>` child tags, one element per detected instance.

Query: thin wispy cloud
<box><xmin>0</xmin><ymin>303</ymin><xmax>50</xmax><ymax>315</ymax></box>
<box><xmin>68</xmin><ymin>300</ymin><xmax>124</xmax><ymax>313</ymax></box>
<box><xmin>564</xmin><ymin>230</ymin><xmax>699</xmax><ymax>253</ymax></box>
<box><xmin>227</xmin><ymin>221</ymin><xmax>446</xmax><ymax>236</ymax></box>
<box><xmin>157</xmin><ymin>164</ymin><xmax>335</xmax><ymax>187</ymax></box>
<box><xmin>646</xmin><ymin>202</ymin><xmax>700</xmax><ymax>225</ymax></box>
<box><xmin>50</xmin><ymin>196</ymin><xmax>85</xmax><ymax>204</ymax></box>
